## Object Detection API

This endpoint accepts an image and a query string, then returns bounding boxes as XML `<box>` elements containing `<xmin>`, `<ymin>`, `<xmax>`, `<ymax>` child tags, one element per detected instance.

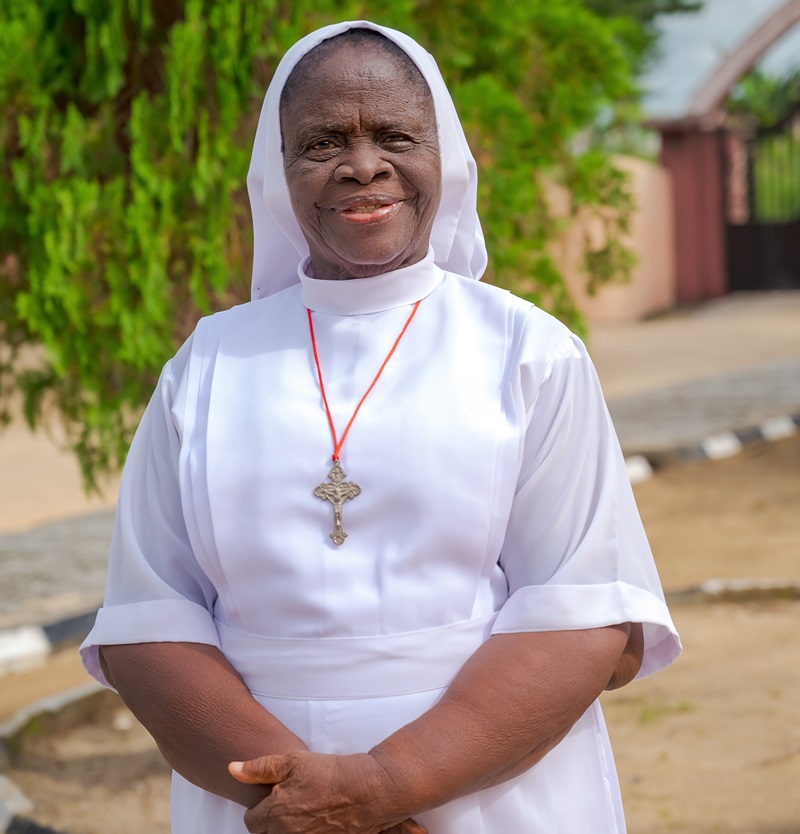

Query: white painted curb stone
<box><xmin>625</xmin><ymin>455</ymin><xmax>654</xmax><ymax>484</ymax></box>
<box><xmin>0</xmin><ymin>774</ymin><xmax>34</xmax><ymax>830</ymax></box>
<box><xmin>759</xmin><ymin>415</ymin><xmax>797</xmax><ymax>441</ymax></box>
<box><xmin>701</xmin><ymin>431</ymin><xmax>743</xmax><ymax>460</ymax></box>
<box><xmin>0</xmin><ymin>627</ymin><xmax>50</xmax><ymax>677</ymax></box>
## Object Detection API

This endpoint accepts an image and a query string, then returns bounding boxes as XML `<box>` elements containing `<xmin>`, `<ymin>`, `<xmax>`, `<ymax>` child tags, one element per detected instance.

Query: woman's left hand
<box><xmin>229</xmin><ymin>751</ymin><xmax>424</xmax><ymax>834</ymax></box>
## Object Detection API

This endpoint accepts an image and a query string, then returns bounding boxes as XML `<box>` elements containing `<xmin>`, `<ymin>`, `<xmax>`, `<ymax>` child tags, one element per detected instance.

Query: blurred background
<box><xmin>0</xmin><ymin>2</ymin><xmax>798</xmax><ymax>833</ymax></box>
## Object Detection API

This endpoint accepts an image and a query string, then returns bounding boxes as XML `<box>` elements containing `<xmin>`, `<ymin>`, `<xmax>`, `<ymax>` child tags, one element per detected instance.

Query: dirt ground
<box><xmin>3</xmin><ymin>434</ymin><xmax>799</xmax><ymax>834</ymax></box>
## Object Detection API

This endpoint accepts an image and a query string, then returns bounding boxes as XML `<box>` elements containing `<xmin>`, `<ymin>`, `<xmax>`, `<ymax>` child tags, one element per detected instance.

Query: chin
<box><xmin>329</xmin><ymin>244</ymin><xmax>419</xmax><ymax>277</ymax></box>
<box><xmin>347</xmin><ymin>257</ymin><xmax>411</xmax><ymax>278</ymax></box>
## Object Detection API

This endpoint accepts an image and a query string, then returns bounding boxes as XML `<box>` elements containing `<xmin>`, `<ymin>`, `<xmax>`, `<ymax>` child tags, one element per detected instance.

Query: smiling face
<box><xmin>280</xmin><ymin>39</ymin><xmax>441</xmax><ymax>281</ymax></box>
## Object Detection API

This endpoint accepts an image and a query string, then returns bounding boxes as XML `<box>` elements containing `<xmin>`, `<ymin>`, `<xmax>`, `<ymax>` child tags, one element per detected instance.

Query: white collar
<box><xmin>299</xmin><ymin>250</ymin><xmax>444</xmax><ymax>315</ymax></box>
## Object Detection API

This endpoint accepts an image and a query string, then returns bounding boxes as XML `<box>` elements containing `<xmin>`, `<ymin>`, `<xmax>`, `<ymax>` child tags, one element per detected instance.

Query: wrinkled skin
<box><xmin>281</xmin><ymin>40</ymin><xmax>441</xmax><ymax>281</ymax></box>
<box><xmin>230</xmin><ymin>753</ymin><xmax>426</xmax><ymax>834</ymax></box>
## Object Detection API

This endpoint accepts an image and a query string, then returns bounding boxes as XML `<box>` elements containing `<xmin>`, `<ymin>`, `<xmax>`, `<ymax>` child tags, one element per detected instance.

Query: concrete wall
<box><xmin>554</xmin><ymin>156</ymin><xmax>677</xmax><ymax>324</ymax></box>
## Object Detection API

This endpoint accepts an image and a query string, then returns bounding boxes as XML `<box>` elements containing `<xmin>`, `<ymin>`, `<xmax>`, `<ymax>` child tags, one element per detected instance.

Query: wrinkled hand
<box><xmin>229</xmin><ymin>751</ymin><xmax>427</xmax><ymax>834</ymax></box>
<box><xmin>380</xmin><ymin>820</ymin><xmax>428</xmax><ymax>834</ymax></box>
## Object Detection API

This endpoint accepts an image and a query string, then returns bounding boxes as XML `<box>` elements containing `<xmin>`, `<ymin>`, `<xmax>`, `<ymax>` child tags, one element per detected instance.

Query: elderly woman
<box><xmin>81</xmin><ymin>20</ymin><xmax>680</xmax><ymax>834</ymax></box>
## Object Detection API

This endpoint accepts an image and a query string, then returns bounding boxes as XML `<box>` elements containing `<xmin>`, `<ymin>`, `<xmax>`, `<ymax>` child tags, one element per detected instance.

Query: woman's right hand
<box><xmin>230</xmin><ymin>751</ymin><xmax>428</xmax><ymax>833</ymax></box>
<box><xmin>382</xmin><ymin>821</ymin><xmax>428</xmax><ymax>834</ymax></box>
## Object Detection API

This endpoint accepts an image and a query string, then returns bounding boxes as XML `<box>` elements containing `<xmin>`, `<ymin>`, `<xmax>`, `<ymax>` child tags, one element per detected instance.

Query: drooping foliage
<box><xmin>727</xmin><ymin>67</ymin><xmax>800</xmax><ymax>222</ymax></box>
<box><xmin>0</xmin><ymin>0</ymin><xmax>645</xmax><ymax>487</ymax></box>
<box><xmin>583</xmin><ymin>0</ymin><xmax>703</xmax><ymax>70</ymax></box>
<box><xmin>728</xmin><ymin>67</ymin><xmax>800</xmax><ymax>129</ymax></box>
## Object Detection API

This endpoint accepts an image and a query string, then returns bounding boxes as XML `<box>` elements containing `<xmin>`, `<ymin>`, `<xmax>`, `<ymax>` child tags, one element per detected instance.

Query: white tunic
<box><xmin>81</xmin><ymin>255</ymin><xmax>680</xmax><ymax>833</ymax></box>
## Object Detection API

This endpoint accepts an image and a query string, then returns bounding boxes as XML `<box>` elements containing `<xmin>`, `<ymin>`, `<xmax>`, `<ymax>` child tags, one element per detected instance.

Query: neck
<box><xmin>307</xmin><ymin>246</ymin><xmax>431</xmax><ymax>281</ymax></box>
<box><xmin>298</xmin><ymin>247</ymin><xmax>442</xmax><ymax>316</ymax></box>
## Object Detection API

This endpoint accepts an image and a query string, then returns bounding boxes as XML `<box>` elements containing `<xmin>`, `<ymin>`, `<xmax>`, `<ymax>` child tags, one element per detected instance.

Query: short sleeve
<box><xmin>79</xmin><ymin>335</ymin><xmax>220</xmax><ymax>687</ymax></box>
<box><xmin>492</xmin><ymin>314</ymin><xmax>681</xmax><ymax>679</ymax></box>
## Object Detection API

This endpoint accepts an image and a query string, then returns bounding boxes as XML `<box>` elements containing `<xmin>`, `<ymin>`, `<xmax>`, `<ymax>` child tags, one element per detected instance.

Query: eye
<box><xmin>311</xmin><ymin>138</ymin><xmax>336</xmax><ymax>151</ymax></box>
<box><xmin>382</xmin><ymin>132</ymin><xmax>412</xmax><ymax>145</ymax></box>
<box><xmin>302</xmin><ymin>136</ymin><xmax>341</xmax><ymax>157</ymax></box>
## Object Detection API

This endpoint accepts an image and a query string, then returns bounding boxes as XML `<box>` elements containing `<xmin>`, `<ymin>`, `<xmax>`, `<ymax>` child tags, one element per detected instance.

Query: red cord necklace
<box><xmin>308</xmin><ymin>300</ymin><xmax>421</xmax><ymax>545</ymax></box>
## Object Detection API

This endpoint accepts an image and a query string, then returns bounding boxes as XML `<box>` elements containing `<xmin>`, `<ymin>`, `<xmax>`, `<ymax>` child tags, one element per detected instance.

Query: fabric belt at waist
<box><xmin>215</xmin><ymin>614</ymin><xmax>496</xmax><ymax>700</ymax></box>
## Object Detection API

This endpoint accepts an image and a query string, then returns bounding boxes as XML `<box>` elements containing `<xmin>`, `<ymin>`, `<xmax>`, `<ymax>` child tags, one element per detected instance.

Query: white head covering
<box><xmin>247</xmin><ymin>20</ymin><xmax>487</xmax><ymax>300</ymax></box>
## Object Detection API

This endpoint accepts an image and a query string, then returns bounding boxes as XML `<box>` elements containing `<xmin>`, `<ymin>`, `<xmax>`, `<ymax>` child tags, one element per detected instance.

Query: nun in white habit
<box><xmin>81</xmin><ymin>20</ymin><xmax>681</xmax><ymax>834</ymax></box>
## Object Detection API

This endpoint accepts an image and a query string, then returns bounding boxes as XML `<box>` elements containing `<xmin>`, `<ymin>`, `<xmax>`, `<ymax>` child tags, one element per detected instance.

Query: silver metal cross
<box><xmin>314</xmin><ymin>460</ymin><xmax>361</xmax><ymax>545</ymax></box>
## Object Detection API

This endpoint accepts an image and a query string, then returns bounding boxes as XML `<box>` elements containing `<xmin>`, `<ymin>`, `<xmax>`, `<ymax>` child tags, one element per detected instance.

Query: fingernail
<box><xmin>228</xmin><ymin>761</ymin><xmax>243</xmax><ymax>774</ymax></box>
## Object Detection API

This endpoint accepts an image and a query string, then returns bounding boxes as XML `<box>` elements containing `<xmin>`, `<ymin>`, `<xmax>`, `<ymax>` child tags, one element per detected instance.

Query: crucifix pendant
<box><xmin>314</xmin><ymin>460</ymin><xmax>362</xmax><ymax>545</ymax></box>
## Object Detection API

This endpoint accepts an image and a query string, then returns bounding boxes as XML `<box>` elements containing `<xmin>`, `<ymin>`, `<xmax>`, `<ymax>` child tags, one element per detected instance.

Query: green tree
<box><xmin>727</xmin><ymin>67</ymin><xmax>800</xmax><ymax>221</ymax></box>
<box><xmin>583</xmin><ymin>0</ymin><xmax>703</xmax><ymax>69</ymax></box>
<box><xmin>0</xmin><ymin>0</ymin><xmax>642</xmax><ymax>487</ymax></box>
<box><xmin>728</xmin><ymin>67</ymin><xmax>800</xmax><ymax>129</ymax></box>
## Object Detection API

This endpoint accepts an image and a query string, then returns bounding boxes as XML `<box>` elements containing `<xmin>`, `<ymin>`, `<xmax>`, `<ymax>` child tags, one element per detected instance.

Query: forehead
<box><xmin>280</xmin><ymin>41</ymin><xmax>435</xmax><ymax>132</ymax></box>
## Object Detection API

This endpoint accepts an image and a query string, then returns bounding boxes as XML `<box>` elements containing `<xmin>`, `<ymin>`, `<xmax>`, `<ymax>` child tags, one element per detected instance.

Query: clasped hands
<box><xmin>229</xmin><ymin>750</ymin><xmax>427</xmax><ymax>834</ymax></box>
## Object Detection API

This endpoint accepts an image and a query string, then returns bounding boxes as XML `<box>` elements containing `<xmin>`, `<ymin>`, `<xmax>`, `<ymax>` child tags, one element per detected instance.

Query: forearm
<box><xmin>369</xmin><ymin>624</ymin><xmax>631</xmax><ymax>817</ymax></box>
<box><xmin>100</xmin><ymin>642</ymin><xmax>309</xmax><ymax>806</ymax></box>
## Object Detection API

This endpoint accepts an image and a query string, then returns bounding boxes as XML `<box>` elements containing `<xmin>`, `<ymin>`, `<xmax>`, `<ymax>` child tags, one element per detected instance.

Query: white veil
<box><xmin>247</xmin><ymin>20</ymin><xmax>487</xmax><ymax>300</ymax></box>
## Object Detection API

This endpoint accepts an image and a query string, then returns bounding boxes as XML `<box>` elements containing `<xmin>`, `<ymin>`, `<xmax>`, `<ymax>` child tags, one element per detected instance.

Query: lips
<box><xmin>344</xmin><ymin>203</ymin><xmax>388</xmax><ymax>213</ymax></box>
<box><xmin>328</xmin><ymin>195</ymin><xmax>405</xmax><ymax>225</ymax></box>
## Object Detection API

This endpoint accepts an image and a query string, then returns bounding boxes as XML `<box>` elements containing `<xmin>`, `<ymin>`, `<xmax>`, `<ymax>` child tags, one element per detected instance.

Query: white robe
<box><xmin>81</xmin><ymin>254</ymin><xmax>680</xmax><ymax>833</ymax></box>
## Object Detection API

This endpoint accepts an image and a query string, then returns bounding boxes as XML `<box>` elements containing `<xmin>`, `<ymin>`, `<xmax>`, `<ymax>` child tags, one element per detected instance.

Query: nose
<box><xmin>333</xmin><ymin>143</ymin><xmax>393</xmax><ymax>185</ymax></box>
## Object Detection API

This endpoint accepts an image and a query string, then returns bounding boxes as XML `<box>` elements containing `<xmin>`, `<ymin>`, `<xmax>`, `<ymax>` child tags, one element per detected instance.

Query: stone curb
<box><xmin>0</xmin><ymin>684</ymin><xmax>117</xmax><ymax>834</ymax></box>
<box><xmin>623</xmin><ymin>411</ymin><xmax>800</xmax><ymax>484</ymax></box>
<box><xmin>4</xmin><ymin>808</ymin><xmax>69</xmax><ymax>834</ymax></box>
<box><xmin>0</xmin><ymin>776</ymin><xmax>33</xmax><ymax>833</ymax></box>
<box><xmin>0</xmin><ymin>613</ymin><xmax>97</xmax><ymax>681</ymax></box>
<box><xmin>666</xmin><ymin>577</ymin><xmax>800</xmax><ymax>606</ymax></box>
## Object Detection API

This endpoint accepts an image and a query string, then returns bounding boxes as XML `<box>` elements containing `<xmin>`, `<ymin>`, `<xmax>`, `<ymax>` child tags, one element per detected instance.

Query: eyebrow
<box><xmin>294</xmin><ymin>120</ymin><xmax>354</xmax><ymax>135</ymax></box>
<box><xmin>291</xmin><ymin>115</ymin><xmax>430</xmax><ymax>138</ymax></box>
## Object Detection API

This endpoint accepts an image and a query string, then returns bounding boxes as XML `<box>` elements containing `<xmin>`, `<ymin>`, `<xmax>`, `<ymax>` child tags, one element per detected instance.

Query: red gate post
<box><xmin>660</xmin><ymin>127</ymin><xmax>729</xmax><ymax>303</ymax></box>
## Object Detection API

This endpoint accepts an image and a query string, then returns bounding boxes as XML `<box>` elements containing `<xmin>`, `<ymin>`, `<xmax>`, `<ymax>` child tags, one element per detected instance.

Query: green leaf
<box><xmin>0</xmin><ymin>0</ymin><xmax>658</xmax><ymax>488</ymax></box>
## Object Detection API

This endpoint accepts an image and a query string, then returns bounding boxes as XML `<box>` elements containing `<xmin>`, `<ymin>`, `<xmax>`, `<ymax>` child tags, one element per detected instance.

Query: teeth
<box><xmin>346</xmin><ymin>204</ymin><xmax>382</xmax><ymax>212</ymax></box>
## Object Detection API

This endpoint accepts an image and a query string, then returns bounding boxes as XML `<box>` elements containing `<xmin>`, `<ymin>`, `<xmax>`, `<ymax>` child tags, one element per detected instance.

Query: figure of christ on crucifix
<box><xmin>314</xmin><ymin>459</ymin><xmax>362</xmax><ymax>545</ymax></box>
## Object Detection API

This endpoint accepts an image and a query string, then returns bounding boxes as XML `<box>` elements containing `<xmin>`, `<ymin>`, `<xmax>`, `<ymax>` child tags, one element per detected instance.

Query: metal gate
<box><xmin>726</xmin><ymin>104</ymin><xmax>800</xmax><ymax>291</ymax></box>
